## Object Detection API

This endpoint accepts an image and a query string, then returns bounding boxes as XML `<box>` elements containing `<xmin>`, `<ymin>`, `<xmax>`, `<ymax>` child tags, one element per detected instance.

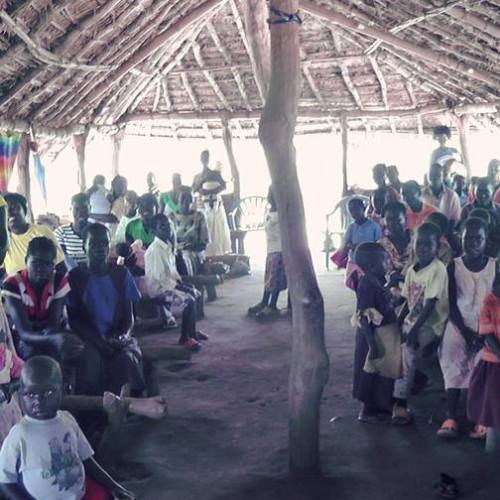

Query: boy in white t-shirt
<box><xmin>0</xmin><ymin>356</ymin><xmax>134</xmax><ymax>500</ymax></box>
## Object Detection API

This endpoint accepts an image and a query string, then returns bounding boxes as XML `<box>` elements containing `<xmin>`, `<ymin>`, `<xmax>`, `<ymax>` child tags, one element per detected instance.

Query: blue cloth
<box><xmin>67</xmin><ymin>265</ymin><xmax>140</xmax><ymax>338</ymax></box>
<box><xmin>33</xmin><ymin>155</ymin><xmax>47</xmax><ymax>201</ymax></box>
<box><xmin>344</xmin><ymin>219</ymin><xmax>382</xmax><ymax>262</ymax></box>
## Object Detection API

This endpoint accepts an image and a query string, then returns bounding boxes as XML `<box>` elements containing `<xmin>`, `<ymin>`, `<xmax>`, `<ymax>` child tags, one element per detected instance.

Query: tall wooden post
<box><xmin>112</xmin><ymin>128</ymin><xmax>126</xmax><ymax>177</ymax></box>
<box><xmin>73</xmin><ymin>129</ymin><xmax>89</xmax><ymax>192</ymax></box>
<box><xmin>340</xmin><ymin>115</ymin><xmax>349</xmax><ymax>196</ymax></box>
<box><xmin>16</xmin><ymin>133</ymin><xmax>34</xmax><ymax>222</ymax></box>
<box><xmin>455</xmin><ymin>114</ymin><xmax>472</xmax><ymax>180</ymax></box>
<box><xmin>259</xmin><ymin>0</ymin><xmax>329</xmax><ymax>477</ymax></box>
<box><xmin>221</xmin><ymin>118</ymin><xmax>241</xmax><ymax>202</ymax></box>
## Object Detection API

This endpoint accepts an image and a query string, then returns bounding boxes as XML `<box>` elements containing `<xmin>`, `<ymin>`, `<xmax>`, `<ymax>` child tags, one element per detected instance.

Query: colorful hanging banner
<box><xmin>0</xmin><ymin>131</ymin><xmax>21</xmax><ymax>192</ymax></box>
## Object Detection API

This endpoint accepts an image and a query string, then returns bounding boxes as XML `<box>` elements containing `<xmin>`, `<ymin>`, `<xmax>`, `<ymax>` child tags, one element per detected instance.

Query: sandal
<box><xmin>180</xmin><ymin>338</ymin><xmax>202</xmax><ymax>351</ymax></box>
<box><xmin>248</xmin><ymin>303</ymin><xmax>264</xmax><ymax>315</ymax></box>
<box><xmin>196</xmin><ymin>331</ymin><xmax>209</xmax><ymax>341</ymax></box>
<box><xmin>357</xmin><ymin>409</ymin><xmax>379</xmax><ymax>424</ymax></box>
<box><xmin>433</xmin><ymin>473</ymin><xmax>459</xmax><ymax>499</ymax></box>
<box><xmin>255</xmin><ymin>306</ymin><xmax>280</xmax><ymax>320</ymax></box>
<box><xmin>469</xmin><ymin>424</ymin><xmax>487</xmax><ymax>440</ymax></box>
<box><xmin>437</xmin><ymin>419</ymin><xmax>459</xmax><ymax>439</ymax></box>
<box><xmin>392</xmin><ymin>406</ymin><xmax>413</xmax><ymax>426</ymax></box>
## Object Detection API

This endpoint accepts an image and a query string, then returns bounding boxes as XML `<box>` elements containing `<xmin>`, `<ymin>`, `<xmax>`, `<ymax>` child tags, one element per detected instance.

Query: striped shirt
<box><xmin>54</xmin><ymin>224</ymin><xmax>87</xmax><ymax>266</ymax></box>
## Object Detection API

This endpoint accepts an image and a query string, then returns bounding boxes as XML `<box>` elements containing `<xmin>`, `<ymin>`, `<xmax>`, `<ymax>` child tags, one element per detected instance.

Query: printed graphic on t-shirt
<box><xmin>407</xmin><ymin>282</ymin><xmax>425</xmax><ymax>318</ymax></box>
<box><xmin>42</xmin><ymin>433</ymin><xmax>83</xmax><ymax>491</ymax></box>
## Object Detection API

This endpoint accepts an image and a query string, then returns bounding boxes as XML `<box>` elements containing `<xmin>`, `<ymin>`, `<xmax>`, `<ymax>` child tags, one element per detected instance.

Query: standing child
<box><xmin>341</xmin><ymin>198</ymin><xmax>382</xmax><ymax>291</ymax></box>
<box><xmin>438</xmin><ymin>218</ymin><xmax>495</xmax><ymax>439</ymax></box>
<box><xmin>393</xmin><ymin>223</ymin><xmax>449</xmax><ymax>424</ymax></box>
<box><xmin>0</xmin><ymin>356</ymin><xmax>135</xmax><ymax>499</ymax></box>
<box><xmin>467</xmin><ymin>270</ymin><xmax>500</xmax><ymax>452</ymax></box>
<box><xmin>248</xmin><ymin>187</ymin><xmax>288</xmax><ymax>319</ymax></box>
<box><xmin>352</xmin><ymin>243</ymin><xmax>402</xmax><ymax>422</ymax></box>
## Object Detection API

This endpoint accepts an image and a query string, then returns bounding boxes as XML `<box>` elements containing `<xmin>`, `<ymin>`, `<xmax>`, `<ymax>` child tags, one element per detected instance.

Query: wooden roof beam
<box><xmin>181</xmin><ymin>72</ymin><xmax>201</xmax><ymax>111</ymax></box>
<box><xmin>61</xmin><ymin>0</ymin><xmax>227</xmax><ymax>121</ymax></box>
<box><xmin>405</xmin><ymin>81</ymin><xmax>424</xmax><ymax>135</ymax></box>
<box><xmin>446</xmin><ymin>5</ymin><xmax>500</xmax><ymax>40</ymax></box>
<box><xmin>301</xmin><ymin>0</ymin><xmax>500</xmax><ymax>88</ymax></box>
<box><xmin>231</xmin><ymin>0</ymin><xmax>270</xmax><ymax>103</ymax></box>
<box><xmin>161</xmin><ymin>78</ymin><xmax>172</xmax><ymax>111</ymax></box>
<box><xmin>205</xmin><ymin>20</ymin><xmax>252</xmax><ymax>111</ymax></box>
<box><xmin>369</xmin><ymin>56</ymin><xmax>395</xmax><ymax>133</ymax></box>
<box><xmin>192</xmin><ymin>40</ymin><xmax>232</xmax><ymax>111</ymax></box>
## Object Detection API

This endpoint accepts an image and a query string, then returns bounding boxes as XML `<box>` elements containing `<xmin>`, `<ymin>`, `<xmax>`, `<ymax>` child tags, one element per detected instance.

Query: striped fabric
<box><xmin>0</xmin><ymin>132</ymin><xmax>21</xmax><ymax>192</ymax></box>
<box><xmin>54</xmin><ymin>224</ymin><xmax>87</xmax><ymax>265</ymax></box>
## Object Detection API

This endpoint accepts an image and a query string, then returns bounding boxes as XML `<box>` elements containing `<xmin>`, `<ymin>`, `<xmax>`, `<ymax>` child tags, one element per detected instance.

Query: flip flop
<box><xmin>437</xmin><ymin>419</ymin><xmax>459</xmax><ymax>439</ymax></box>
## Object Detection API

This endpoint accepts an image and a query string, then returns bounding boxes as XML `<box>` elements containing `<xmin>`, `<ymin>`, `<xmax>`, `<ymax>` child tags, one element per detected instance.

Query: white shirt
<box><xmin>89</xmin><ymin>186</ymin><xmax>111</xmax><ymax>215</ymax></box>
<box><xmin>0</xmin><ymin>411</ymin><xmax>93</xmax><ymax>500</ymax></box>
<box><xmin>145</xmin><ymin>237</ymin><xmax>180</xmax><ymax>297</ymax></box>
<box><xmin>265</xmin><ymin>211</ymin><xmax>282</xmax><ymax>254</ymax></box>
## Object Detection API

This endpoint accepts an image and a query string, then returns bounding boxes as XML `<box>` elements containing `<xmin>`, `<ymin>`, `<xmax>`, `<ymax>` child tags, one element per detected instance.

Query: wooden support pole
<box><xmin>16</xmin><ymin>133</ymin><xmax>34</xmax><ymax>223</ymax></box>
<box><xmin>73</xmin><ymin>130</ymin><xmax>89</xmax><ymax>192</ymax></box>
<box><xmin>455</xmin><ymin>114</ymin><xmax>472</xmax><ymax>180</ymax></box>
<box><xmin>340</xmin><ymin>116</ymin><xmax>349</xmax><ymax>196</ymax></box>
<box><xmin>259</xmin><ymin>0</ymin><xmax>329</xmax><ymax>477</ymax></box>
<box><xmin>236</xmin><ymin>0</ymin><xmax>271</xmax><ymax>102</ymax></box>
<box><xmin>221</xmin><ymin>118</ymin><xmax>241</xmax><ymax>202</ymax></box>
<box><xmin>111</xmin><ymin>128</ymin><xmax>126</xmax><ymax>177</ymax></box>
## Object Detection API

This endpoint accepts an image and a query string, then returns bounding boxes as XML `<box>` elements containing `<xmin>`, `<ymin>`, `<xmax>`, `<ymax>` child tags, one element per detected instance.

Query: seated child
<box><xmin>145</xmin><ymin>214</ymin><xmax>206</xmax><ymax>351</ymax></box>
<box><xmin>341</xmin><ymin>197</ymin><xmax>382</xmax><ymax>291</ymax></box>
<box><xmin>67</xmin><ymin>224</ymin><xmax>145</xmax><ymax>397</ymax></box>
<box><xmin>438</xmin><ymin>217</ymin><xmax>494</xmax><ymax>440</ymax></box>
<box><xmin>468</xmin><ymin>208</ymin><xmax>497</xmax><ymax>258</ymax></box>
<box><xmin>2</xmin><ymin>237</ymin><xmax>83</xmax><ymax>366</ymax></box>
<box><xmin>393</xmin><ymin>222</ymin><xmax>449</xmax><ymax>425</ymax></box>
<box><xmin>467</xmin><ymin>270</ymin><xmax>500</xmax><ymax>452</ymax></box>
<box><xmin>0</xmin><ymin>356</ymin><xmax>135</xmax><ymax>499</ymax></box>
<box><xmin>352</xmin><ymin>243</ymin><xmax>401</xmax><ymax>423</ymax></box>
<box><xmin>248</xmin><ymin>187</ymin><xmax>288</xmax><ymax>319</ymax></box>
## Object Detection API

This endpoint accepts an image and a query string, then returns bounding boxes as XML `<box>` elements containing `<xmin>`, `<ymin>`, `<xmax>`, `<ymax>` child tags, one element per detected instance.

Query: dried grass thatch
<box><xmin>0</xmin><ymin>0</ymin><xmax>499</xmax><ymax>138</ymax></box>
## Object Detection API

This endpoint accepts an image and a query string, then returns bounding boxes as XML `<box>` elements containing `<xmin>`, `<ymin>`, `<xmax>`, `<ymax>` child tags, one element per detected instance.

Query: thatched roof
<box><xmin>0</xmin><ymin>0</ymin><xmax>499</xmax><ymax>138</ymax></box>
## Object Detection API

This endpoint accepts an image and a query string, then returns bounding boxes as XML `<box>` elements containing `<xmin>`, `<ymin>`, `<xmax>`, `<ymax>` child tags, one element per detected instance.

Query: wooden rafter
<box><xmin>192</xmin><ymin>40</ymin><xmax>232</xmax><ymax>111</ymax></box>
<box><xmin>369</xmin><ymin>56</ymin><xmax>395</xmax><ymax>132</ymax></box>
<box><xmin>404</xmin><ymin>80</ymin><xmax>424</xmax><ymax>135</ymax></box>
<box><xmin>181</xmin><ymin>71</ymin><xmax>200</xmax><ymax>111</ymax></box>
<box><xmin>205</xmin><ymin>20</ymin><xmax>252</xmax><ymax>110</ymax></box>
<box><xmin>161</xmin><ymin>78</ymin><xmax>172</xmax><ymax>111</ymax></box>
<box><xmin>230</xmin><ymin>0</ymin><xmax>269</xmax><ymax>103</ymax></box>
<box><xmin>301</xmin><ymin>0</ymin><xmax>500</xmax><ymax>88</ymax></box>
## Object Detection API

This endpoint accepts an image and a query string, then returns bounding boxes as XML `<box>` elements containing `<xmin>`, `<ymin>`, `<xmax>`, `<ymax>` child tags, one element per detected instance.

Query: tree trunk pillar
<box><xmin>456</xmin><ymin>114</ymin><xmax>472</xmax><ymax>180</ymax></box>
<box><xmin>221</xmin><ymin>118</ymin><xmax>241</xmax><ymax>202</ymax></box>
<box><xmin>259</xmin><ymin>0</ymin><xmax>329</xmax><ymax>477</ymax></box>
<box><xmin>73</xmin><ymin>130</ymin><xmax>89</xmax><ymax>192</ymax></box>
<box><xmin>112</xmin><ymin>128</ymin><xmax>125</xmax><ymax>177</ymax></box>
<box><xmin>340</xmin><ymin>116</ymin><xmax>349</xmax><ymax>196</ymax></box>
<box><xmin>17</xmin><ymin>133</ymin><xmax>34</xmax><ymax>223</ymax></box>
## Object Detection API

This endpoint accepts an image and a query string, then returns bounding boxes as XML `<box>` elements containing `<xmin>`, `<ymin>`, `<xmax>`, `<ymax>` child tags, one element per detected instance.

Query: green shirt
<box><xmin>125</xmin><ymin>219</ymin><xmax>155</xmax><ymax>248</ymax></box>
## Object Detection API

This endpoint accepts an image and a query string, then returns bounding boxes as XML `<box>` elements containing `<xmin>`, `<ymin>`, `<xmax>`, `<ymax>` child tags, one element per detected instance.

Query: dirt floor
<box><xmin>126</xmin><ymin>269</ymin><xmax>500</xmax><ymax>500</ymax></box>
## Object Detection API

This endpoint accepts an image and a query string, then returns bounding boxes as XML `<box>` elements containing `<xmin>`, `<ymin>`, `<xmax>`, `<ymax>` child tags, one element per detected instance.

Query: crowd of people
<box><xmin>0</xmin><ymin>150</ymin><xmax>235</xmax><ymax>499</ymax></box>
<box><xmin>337</xmin><ymin>126</ymin><xmax>500</xmax><ymax>460</ymax></box>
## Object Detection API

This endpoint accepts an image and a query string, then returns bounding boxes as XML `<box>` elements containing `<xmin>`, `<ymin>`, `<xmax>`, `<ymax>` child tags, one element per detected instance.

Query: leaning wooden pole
<box><xmin>72</xmin><ymin>129</ymin><xmax>88</xmax><ymax>192</ymax></box>
<box><xmin>16</xmin><ymin>133</ymin><xmax>34</xmax><ymax>223</ymax></box>
<box><xmin>259</xmin><ymin>0</ymin><xmax>329</xmax><ymax>477</ymax></box>
<box><xmin>455</xmin><ymin>114</ymin><xmax>472</xmax><ymax>180</ymax></box>
<box><xmin>111</xmin><ymin>128</ymin><xmax>125</xmax><ymax>177</ymax></box>
<box><xmin>221</xmin><ymin>118</ymin><xmax>241</xmax><ymax>202</ymax></box>
<box><xmin>340</xmin><ymin>116</ymin><xmax>349</xmax><ymax>196</ymax></box>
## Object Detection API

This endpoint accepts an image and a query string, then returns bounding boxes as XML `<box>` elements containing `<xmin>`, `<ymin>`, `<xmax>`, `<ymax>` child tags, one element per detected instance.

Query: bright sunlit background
<box><xmin>10</xmin><ymin>128</ymin><xmax>500</xmax><ymax>269</ymax></box>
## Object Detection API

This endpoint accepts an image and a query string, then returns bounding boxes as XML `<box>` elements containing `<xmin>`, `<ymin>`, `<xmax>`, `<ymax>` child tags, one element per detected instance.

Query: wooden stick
<box><xmin>301</xmin><ymin>0</ymin><xmax>500</xmax><ymax>88</ymax></box>
<box><xmin>233</xmin><ymin>0</ymin><xmax>270</xmax><ymax>103</ymax></box>
<box><xmin>72</xmin><ymin>130</ymin><xmax>88</xmax><ymax>192</ymax></box>
<box><xmin>340</xmin><ymin>115</ymin><xmax>349</xmax><ymax>196</ymax></box>
<box><xmin>16</xmin><ymin>133</ymin><xmax>34</xmax><ymax>223</ymax></box>
<box><xmin>221</xmin><ymin>118</ymin><xmax>241</xmax><ymax>202</ymax></box>
<box><xmin>455</xmin><ymin>114</ymin><xmax>472</xmax><ymax>179</ymax></box>
<box><xmin>259</xmin><ymin>0</ymin><xmax>329</xmax><ymax>477</ymax></box>
<box><xmin>111</xmin><ymin>128</ymin><xmax>125</xmax><ymax>177</ymax></box>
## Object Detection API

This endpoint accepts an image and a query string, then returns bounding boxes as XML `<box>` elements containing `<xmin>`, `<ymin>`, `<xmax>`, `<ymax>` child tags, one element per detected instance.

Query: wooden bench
<box><xmin>228</xmin><ymin>196</ymin><xmax>268</xmax><ymax>254</ymax></box>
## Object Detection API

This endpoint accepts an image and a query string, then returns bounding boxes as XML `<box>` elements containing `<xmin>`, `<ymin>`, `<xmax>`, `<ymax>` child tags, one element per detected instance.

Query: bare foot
<box><xmin>127</xmin><ymin>395</ymin><xmax>167</xmax><ymax>419</ymax></box>
<box><xmin>103</xmin><ymin>392</ymin><xmax>129</xmax><ymax>427</ymax></box>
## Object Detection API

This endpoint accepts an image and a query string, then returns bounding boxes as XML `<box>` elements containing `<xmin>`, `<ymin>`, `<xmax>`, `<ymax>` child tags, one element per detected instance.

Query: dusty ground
<box><xmin>126</xmin><ymin>269</ymin><xmax>500</xmax><ymax>500</ymax></box>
